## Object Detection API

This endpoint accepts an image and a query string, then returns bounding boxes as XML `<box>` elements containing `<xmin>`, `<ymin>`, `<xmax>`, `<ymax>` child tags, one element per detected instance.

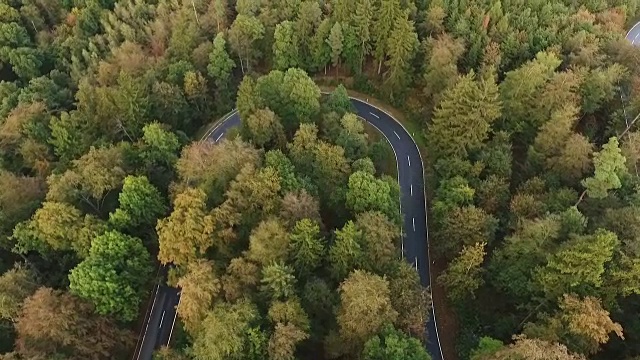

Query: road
<box><xmin>626</xmin><ymin>21</ymin><xmax>640</xmax><ymax>44</ymax></box>
<box><xmin>133</xmin><ymin>98</ymin><xmax>443</xmax><ymax>360</ymax></box>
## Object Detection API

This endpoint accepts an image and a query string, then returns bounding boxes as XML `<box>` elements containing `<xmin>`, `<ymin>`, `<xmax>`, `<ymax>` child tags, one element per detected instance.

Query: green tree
<box><xmin>384</xmin><ymin>12</ymin><xmax>418</xmax><ymax>99</ymax></box>
<box><xmin>228</xmin><ymin>15</ymin><xmax>265</xmax><ymax>74</ymax></box>
<box><xmin>288</xmin><ymin>218</ymin><xmax>324</xmax><ymax>276</ymax></box>
<box><xmin>69</xmin><ymin>230</ymin><xmax>152</xmax><ymax>322</ymax></box>
<box><xmin>326</xmin><ymin>85</ymin><xmax>353</xmax><ymax>115</ymax></box>
<box><xmin>208</xmin><ymin>32</ymin><xmax>236</xmax><ymax>107</ymax></box>
<box><xmin>388</xmin><ymin>261</ymin><xmax>431</xmax><ymax>339</ymax></box>
<box><xmin>346</xmin><ymin>171</ymin><xmax>396</xmax><ymax>220</ymax></box>
<box><xmin>327</xmin><ymin>22</ymin><xmax>344</xmax><ymax>76</ymax></box>
<box><xmin>329</xmin><ymin>221</ymin><xmax>363</xmax><ymax>280</ymax></box>
<box><xmin>362</xmin><ymin>325</ymin><xmax>431</xmax><ymax>360</ymax></box>
<box><xmin>139</xmin><ymin>122</ymin><xmax>181</xmax><ymax>169</ymax></box>
<box><xmin>428</xmin><ymin>71</ymin><xmax>501</xmax><ymax>158</ymax></box>
<box><xmin>438</xmin><ymin>242</ymin><xmax>487</xmax><ymax>303</ymax></box>
<box><xmin>372</xmin><ymin>0</ymin><xmax>402</xmax><ymax>75</ymax></box>
<box><xmin>261</xmin><ymin>262</ymin><xmax>297</xmax><ymax>300</ymax></box>
<box><xmin>191</xmin><ymin>301</ymin><xmax>259</xmax><ymax>360</ymax></box>
<box><xmin>273</xmin><ymin>20</ymin><xmax>299</xmax><ymax>70</ymax></box>
<box><xmin>109</xmin><ymin>175</ymin><xmax>166</xmax><ymax>230</ymax></box>
<box><xmin>535</xmin><ymin>229</ymin><xmax>619</xmax><ymax>298</ymax></box>
<box><xmin>581</xmin><ymin>137</ymin><xmax>627</xmax><ymax>200</ymax></box>
<box><xmin>310</xmin><ymin>18</ymin><xmax>332</xmax><ymax>73</ymax></box>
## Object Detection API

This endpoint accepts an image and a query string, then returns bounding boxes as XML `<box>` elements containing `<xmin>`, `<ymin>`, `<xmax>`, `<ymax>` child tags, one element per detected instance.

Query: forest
<box><xmin>1</xmin><ymin>0</ymin><xmax>640</xmax><ymax>360</ymax></box>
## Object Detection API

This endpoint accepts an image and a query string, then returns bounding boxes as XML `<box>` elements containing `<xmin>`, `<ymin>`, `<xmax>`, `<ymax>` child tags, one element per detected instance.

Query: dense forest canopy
<box><xmin>1</xmin><ymin>0</ymin><xmax>640</xmax><ymax>359</ymax></box>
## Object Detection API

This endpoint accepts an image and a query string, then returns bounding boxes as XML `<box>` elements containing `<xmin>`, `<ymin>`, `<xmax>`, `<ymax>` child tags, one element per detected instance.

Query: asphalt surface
<box><xmin>134</xmin><ymin>98</ymin><xmax>443</xmax><ymax>360</ymax></box>
<box><xmin>627</xmin><ymin>21</ymin><xmax>640</xmax><ymax>45</ymax></box>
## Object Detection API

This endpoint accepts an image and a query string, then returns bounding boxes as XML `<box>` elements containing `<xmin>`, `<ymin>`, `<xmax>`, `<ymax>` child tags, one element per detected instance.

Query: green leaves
<box><xmin>69</xmin><ymin>230</ymin><xmax>151</xmax><ymax>322</ymax></box>
<box><xmin>582</xmin><ymin>137</ymin><xmax>627</xmax><ymax>200</ymax></box>
<box><xmin>108</xmin><ymin>175</ymin><xmax>166</xmax><ymax>230</ymax></box>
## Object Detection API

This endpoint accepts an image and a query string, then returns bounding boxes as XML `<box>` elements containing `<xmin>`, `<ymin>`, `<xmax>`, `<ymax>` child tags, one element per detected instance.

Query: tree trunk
<box><xmin>239</xmin><ymin>55</ymin><xmax>245</xmax><ymax>75</ymax></box>
<box><xmin>377</xmin><ymin>59</ymin><xmax>382</xmax><ymax>75</ymax></box>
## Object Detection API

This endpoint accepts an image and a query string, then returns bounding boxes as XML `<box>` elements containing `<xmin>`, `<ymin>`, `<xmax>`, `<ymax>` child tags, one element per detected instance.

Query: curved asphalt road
<box><xmin>627</xmin><ymin>21</ymin><xmax>640</xmax><ymax>44</ymax></box>
<box><xmin>133</xmin><ymin>97</ymin><xmax>443</xmax><ymax>360</ymax></box>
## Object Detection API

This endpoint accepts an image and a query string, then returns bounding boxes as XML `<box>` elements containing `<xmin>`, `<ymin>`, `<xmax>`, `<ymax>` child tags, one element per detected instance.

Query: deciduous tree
<box><xmin>156</xmin><ymin>188</ymin><xmax>213</xmax><ymax>266</ymax></box>
<box><xmin>109</xmin><ymin>175</ymin><xmax>166</xmax><ymax>230</ymax></box>
<box><xmin>176</xmin><ymin>260</ymin><xmax>221</xmax><ymax>335</ymax></box>
<box><xmin>69</xmin><ymin>230</ymin><xmax>151</xmax><ymax>322</ymax></box>
<box><xmin>337</xmin><ymin>270</ymin><xmax>398</xmax><ymax>349</ymax></box>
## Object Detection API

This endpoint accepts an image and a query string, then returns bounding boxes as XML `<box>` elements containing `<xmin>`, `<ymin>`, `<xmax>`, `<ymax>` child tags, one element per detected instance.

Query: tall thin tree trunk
<box><xmin>377</xmin><ymin>59</ymin><xmax>382</xmax><ymax>75</ymax></box>
<box><xmin>239</xmin><ymin>55</ymin><xmax>245</xmax><ymax>75</ymax></box>
<box><xmin>191</xmin><ymin>0</ymin><xmax>200</xmax><ymax>25</ymax></box>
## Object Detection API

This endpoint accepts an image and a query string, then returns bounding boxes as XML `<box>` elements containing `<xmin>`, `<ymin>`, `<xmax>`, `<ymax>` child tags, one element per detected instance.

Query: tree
<box><xmin>15</xmin><ymin>288</ymin><xmax>132</xmax><ymax>360</ymax></box>
<box><xmin>280</xmin><ymin>190</ymin><xmax>321</xmax><ymax>226</ymax></box>
<box><xmin>384</xmin><ymin>12</ymin><xmax>418</xmax><ymax>99</ymax></box>
<box><xmin>69</xmin><ymin>230</ymin><xmax>151</xmax><ymax>322</ymax></box>
<box><xmin>535</xmin><ymin>229</ymin><xmax>618</xmax><ymax>298</ymax></box>
<box><xmin>139</xmin><ymin>122</ymin><xmax>181</xmax><ymax>169</ymax></box>
<box><xmin>268</xmin><ymin>298</ymin><xmax>310</xmax><ymax>330</ymax></box>
<box><xmin>12</xmin><ymin>201</ymin><xmax>105</xmax><ymax>257</ymax></box>
<box><xmin>273</xmin><ymin>20</ymin><xmax>299</xmax><ymax>70</ymax></box>
<box><xmin>237</xmin><ymin>76</ymin><xmax>263</xmax><ymax>120</ymax></box>
<box><xmin>326</xmin><ymin>85</ymin><xmax>353</xmax><ymax>115</ymax></box>
<box><xmin>191</xmin><ymin>301</ymin><xmax>259</xmax><ymax>360</ymax></box>
<box><xmin>327</xmin><ymin>22</ymin><xmax>344</xmax><ymax>76</ymax></box>
<box><xmin>47</xmin><ymin>146</ymin><xmax>126</xmax><ymax>211</ymax></box>
<box><xmin>228</xmin><ymin>15</ymin><xmax>265</xmax><ymax>74</ymax></box>
<box><xmin>372</xmin><ymin>0</ymin><xmax>402</xmax><ymax>74</ymax></box>
<box><xmin>388</xmin><ymin>261</ymin><xmax>431</xmax><ymax>339</ymax></box>
<box><xmin>436</xmin><ymin>205</ymin><xmax>497</xmax><ymax>258</ymax></box>
<box><xmin>261</xmin><ymin>262</ymin><xmax>297</xmax><ymax>300</ymax></box>
<box><xmin>428</xmin><ymin>71</ymin><xmax>501</xmax><ymax>158</ymax></box>
<box><xmin>346</xmin><ymin>171</ymin><xmax>396</xmax><ymax>220</ymax></box>
<box><xmin>289</xmin><ymin>218</ymin><xmax>324</xmax><ymax>276</ymax></box>
<box><xmin>221</xmin><ymin>257</ymin><xmax>261</xmax><ymax>302</ymax></box>
<box><xmin>355</xmin><ymin>212</ymin><xmax>398</xmax><ymax>274</ymax></box>
<box><xmin>362</xmin><ymin>325</ymin><xmax>431</xmax><ymax>360</ymax></box>
<box><xmin>156</xmin><ymin>188</ymin><xmax>213</xmax><ymax>266</ymax></box>
<box><xmin>247</xmin><ymin>219</ymin><xmax>290</xmax><ymax>266</ymax></box>
<box><xmin>337</xmin><ymin>270</ymin><xmax>398</xmax><ymax>349</ymax></box>
<box><xmin>480</xmin><ymin>335</ymin><xmax>585</xmax><ymax>360</ymax></box>
<box><xmin>310</xmin><ymin>18</ymin><xmax>332</xmax><ymax>73</ymax></box>
<box><xmin>208</xmin><ymin>32</ymin><xmax>236</xmax><ymax>91</ymax></box>
<box><xmin>558</xmin><ymin>294</ymin><xmax>623</xmax><ymax>353</ymax></box>
<box><xmin>207</xmin><ymin>32</ymin><xmax>236</xmax><ymax>105</ymax></box>
<box><xmin>422</xmin><ymin>35</ymin><xmax>465</xmax><ymax>104</ymax></box>
<box><xmin>0</xmin><ymin>265</ymin><xmax>38</xmax><ymax>321</ymax></box>
<box><xmin>438</xmin><ymin>242</ymin><xmax>487</xmax><ymax>303</ymax></box>
<box><xmin>337</xmin><ymin>113</ymin><xmax>368</xmax><ymax>160</ymax></box>
<box><xmin>329</xmin><ymin>221</ymin><xmax>363</xmax><ymax>280</ymax></box>
<box><xmin>175</xmin><ymin>139</ymin><xmax>261</xmax><ymax>202</ymax></box>
<box><xmin>244</xmin><ymin>108</ymin><xmax>286</xmax><ymax>148</ymax></box>
<box><xmin>176</xmin><ymin>260</ymin><xmax>221</xmax><ymax>335</ymax></box>
<box><xmin>581</xmin><ymin>137</ymin><xmax>627</xmax><ymax>200</ymax></box>
<box><xmin>288</xmin><ymin>123</ymin><xmax>320</xmax><ymax>176</ymax></box>
<box><xmin>499</xmin><ymin>52</ymin><xmax>562</xmax><ymax>135</ymax></box>
<box><xmin>268</xmin><ymin>323</ymin><xmax>310</xmax><ymax>360</ymax></box>
<box><xmin>109</xmin><ymin>175</ymin><xmax>166</xmax><ymax>230</ymax></box>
